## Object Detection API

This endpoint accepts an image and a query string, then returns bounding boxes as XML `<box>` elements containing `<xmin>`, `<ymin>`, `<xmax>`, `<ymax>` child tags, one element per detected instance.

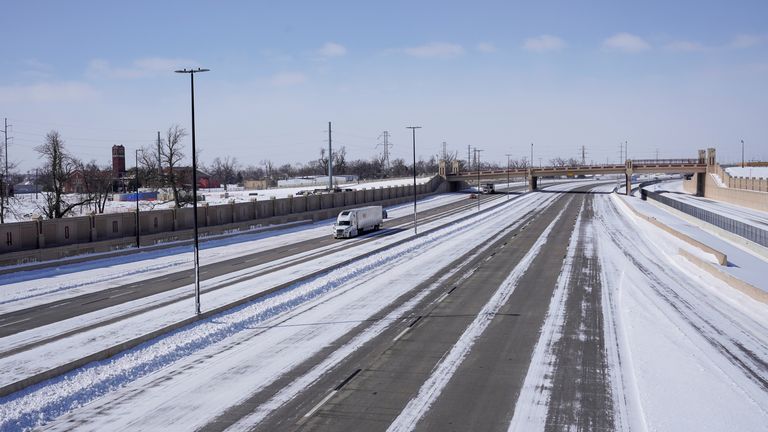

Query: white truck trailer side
<box><xmin>333</xmin><ymin>206</ymin><xmax>384</xmax><ymax>238</ymax></box>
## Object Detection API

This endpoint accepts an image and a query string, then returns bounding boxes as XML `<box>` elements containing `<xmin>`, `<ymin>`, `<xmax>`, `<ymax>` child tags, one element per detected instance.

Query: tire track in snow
<box><xmin>507</xmin><ymin>199</ymin><xmax>585</xmax><ymax>430</ymax></box>
<box><xmin>386</xmin><ymin>199</ymin><xmax>572</xmax><ymax>432</ymax></box>
<box><xmin>594</xmin><ymin>195</ymin><xmax>768</xmax><ymax>417</ymax></box>
<box><xmin>220</xmin><ymin>203</ymin><xmax>540</xmax><ymax>431</ymax></box>
<box><xmin>0</xmin><ymin>191</ymin><xmax>551</xmax><ymax>431</ymax></box>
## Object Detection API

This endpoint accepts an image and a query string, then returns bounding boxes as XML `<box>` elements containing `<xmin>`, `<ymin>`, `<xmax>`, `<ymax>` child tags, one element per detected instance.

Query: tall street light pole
<box><xmin>135</xmin><ymin>148</ymin><xmax>143</xmax><ymax>248</ymax></box>
<box><xmin>475</xmin><ymin>148</ymin><xmax>483</xmax><ymax>211</ymax></box>
<box><xmin>530</xmin><ymin>142</ymin><xmax>534</xmax><ymax>167</ymax></box>
<box><xmin>175</xmin><ymin>67</ymin><xmax>210</xmax><ymax>315</ymax></box>
<box><xmin>406</xmin><ymin>126</ymin><xmax>421</xmax><ymax>234</ymax></box>
<box><xmin>741</xmin><ymin>139</ymin><xmax>745</xmax><ymax>168</ymax></box>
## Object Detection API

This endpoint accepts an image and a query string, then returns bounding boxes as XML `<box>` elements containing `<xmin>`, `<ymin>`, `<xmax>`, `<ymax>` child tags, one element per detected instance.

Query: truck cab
<box><xmin>334</xmin><ymin>211</ymin><xmax>357</xmax><ymax>238</ymax></box>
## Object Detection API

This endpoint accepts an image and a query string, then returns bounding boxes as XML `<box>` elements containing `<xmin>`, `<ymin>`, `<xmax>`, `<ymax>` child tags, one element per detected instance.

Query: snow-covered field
<box><xmin>1</xmin><ymin>181</ymin><xmax>767</xmax><ymax>431</ymax></box>
<box><xmin>726</xmin><ymin>166</ymin><xmax>768</xmax><ymax>178</ymax></box>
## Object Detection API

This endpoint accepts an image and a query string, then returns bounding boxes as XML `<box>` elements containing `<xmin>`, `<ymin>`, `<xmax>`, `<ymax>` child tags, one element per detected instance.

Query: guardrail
<box><xmin>644</xmin><ymin>190</ymin><xmax>768</xmax><ymax>248</ymax></box>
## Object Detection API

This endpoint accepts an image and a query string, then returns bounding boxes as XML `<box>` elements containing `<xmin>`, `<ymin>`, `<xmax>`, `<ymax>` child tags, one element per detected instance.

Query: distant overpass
<box><xmin>442</xmin><ymin>148</ymin><xmax>715</xmax><ymax>195</ymax></box>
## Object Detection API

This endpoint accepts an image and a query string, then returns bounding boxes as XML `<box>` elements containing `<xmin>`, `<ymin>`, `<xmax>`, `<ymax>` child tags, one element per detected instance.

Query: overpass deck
<box><xmin>446</xmin><ymin>160</ymin><xmax>707</xmax><ymax>182</ymax></box>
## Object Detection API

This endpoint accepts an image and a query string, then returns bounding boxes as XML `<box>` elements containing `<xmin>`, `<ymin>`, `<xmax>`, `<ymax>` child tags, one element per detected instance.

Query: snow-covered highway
<box><xmin>1</xmin><ymin>181</ymin><xmax>767</xmax><ymax>431</ymax></box>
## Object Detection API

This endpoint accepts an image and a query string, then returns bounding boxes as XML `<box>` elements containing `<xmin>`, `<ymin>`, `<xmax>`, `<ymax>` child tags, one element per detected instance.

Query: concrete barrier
<box><xmin>679</xmin><ymin>249</ymin><xmax>768</xmax><ymax>304</ymax></box>
<box><xmin>0</xmin><ymin>183</ymin><xmax>443</xmax><ymax>269</ymax></box>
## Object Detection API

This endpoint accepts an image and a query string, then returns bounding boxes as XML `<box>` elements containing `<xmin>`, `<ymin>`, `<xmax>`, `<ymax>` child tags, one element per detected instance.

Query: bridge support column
<box><xmin>695</xmin><ymin>173</ymin><xmax>705</xmax><ymax>197</ymax></box>
<box><xmin>529</xmin><ymin>175</ymin><xmax>538</xmax><ymax>191</ymax></box>
<box><xmin>624</xmin><ymin>160</ymin><xmax>634</xmax><ymax>195</ymax></box>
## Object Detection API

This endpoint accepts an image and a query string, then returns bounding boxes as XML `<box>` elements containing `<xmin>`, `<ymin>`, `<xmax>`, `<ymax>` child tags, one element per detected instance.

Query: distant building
<box><xmin>63</xmin><ymin>170</ymin><xmax>86</xmax><ymax>193</ymax></box>
<box><xmin>112</xmin><ymin>144</ymin><xmax>130</xmax><ymax>192</ymax></box>
<box><xmin>13</xmin><ymin>180</ymin><xmax>40</xmax><ymax>194</ymax></box>
<box><xmin>169</xmin><ymin>167</ymin><xmax>220</xmax><ymax>189</ymax></box>
<box><xmin>244</xmin><ymin>179</ymin><xmax>271</xmax><ymax>190</ymax></box>
<box><xmin>112</xmin><ymin>145</ymin><xmax>126</xmax><ymax>178</ymax></box>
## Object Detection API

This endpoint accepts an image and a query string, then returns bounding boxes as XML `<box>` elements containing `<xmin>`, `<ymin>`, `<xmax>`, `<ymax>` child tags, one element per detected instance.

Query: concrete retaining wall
<box><xmin>614</xmin><ymin>194</ymin><xmax>727</xmax><ymax>265</ymax></box>
<box><xmin>681</xmin><ymin>168</ymin><xmax>768</xmax><ymax>213</ymax></box>
<box><xmin>0</xmin><ymin>177</ymin><xmax>445</xmax><ymax>265</ymax></box>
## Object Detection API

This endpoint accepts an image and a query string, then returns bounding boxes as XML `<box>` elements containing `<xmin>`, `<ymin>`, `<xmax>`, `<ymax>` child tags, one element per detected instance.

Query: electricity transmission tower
<box><xmin>377</xmin><ymin>131</ymin><xmax>393</xmax><ymax>171</ymax></box>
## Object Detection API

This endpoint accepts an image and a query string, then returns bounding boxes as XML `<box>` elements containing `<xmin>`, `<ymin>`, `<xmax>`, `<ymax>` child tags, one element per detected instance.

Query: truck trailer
<box><xmin>333</xmin><ymin>206</ymin><xmax>384</xmax><ymax>238</ymax></box>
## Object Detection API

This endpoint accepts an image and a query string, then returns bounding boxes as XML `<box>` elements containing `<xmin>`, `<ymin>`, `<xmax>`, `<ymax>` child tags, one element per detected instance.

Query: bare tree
<box><xmin>81</xmin><ymin>160</ymin><xmax>114</xmax><ymax>214</ymax></box>
<box><xmin>318</xmin><ymin>148</ymin><xmax>329</xmax><ymax>175</ymax></box>
<box><xmin>209</xmin><ymin>156</ymin><xmax>240</xmax><ymax>187</ymax></box>
<box><xmin>160</xmin><ymin>125</ymin><xmax>189</xmax><ymax>208</ymax></box>
<box><xmin>35</xmin><ymin>131</ymin><xmax>90</xmax><ymax>219</ymax></box>
<box><xmin>332</xmin><ymin>146</ymin><xmax>347</xmax><ymax>174</ymax></box>
<box><xmin>260</xmin><ymin>159</ymin><xmax>275</xmax><ymax>186</ymax></box>
<box><xmin>138</xmin><ymin>145</ymin><xmax>163</xmax><ymax>189</ymax></box>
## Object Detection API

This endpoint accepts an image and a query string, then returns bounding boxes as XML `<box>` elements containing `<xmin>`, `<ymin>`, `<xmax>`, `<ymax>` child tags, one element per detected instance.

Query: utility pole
<box><xmin>442</xmin><ymin>141</ymin><xmax>447</xmax><ymax>161</ymax></box>
<box><xmin>376</xmin><ymin>131</ymin><xmax>392</xmax><ymax>172</ymax></box>
<box><xmin>467</xmin><ymin>144</ymin><xmax>471</xmax><ymax>172</ymax></box>
<box><xmin>655</xmin><ymin>148</ymin><xmax>660</xmax><ymax>160</ymax></box>
<box><xmin>328</xmin><ymin>121</ymin><xmax>333</xmax><ymax>190</ymax></box>
<box><xmin>474</xmin><ymin>148</ymin><xmax>483</xmax><ymax>211</ymax></box>
<box><xmin>505</xmin><ymin>153</ymin><xmax>512</xmax><ymax>199</ymax></box>
<box><xmin>157</xmin><ymin>131</ymin><xmax>163</xmax><ymax>179</ymax></box>
<box><xmin>581</xmin><ymin>145</ymin><xmax>586</xmax><ymax>165</ymax></box>
<box><xmin>406</xmin><ymin>126</ymin><xmax>421</xmax><ymax>234</ymax></box>
<box><xmin>2</xmin><ymin>118</ymin><xmax>9</xmax><ymax>208</ymax></box>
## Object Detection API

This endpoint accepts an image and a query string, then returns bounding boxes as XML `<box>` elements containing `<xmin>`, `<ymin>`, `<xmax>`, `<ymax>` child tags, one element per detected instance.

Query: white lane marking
<box><xmin>392</xmin><ymin>327</ymin><xmax>410</xmax><ymax>342</ymax></box>
<box><xmin>387</xmin><ymin>200</ymin><xmax>571</xmax><ymax>432</ymax></box>
<box><xmin>47</xmin><ymin>301</ymin><xmax>71</xmax><ymax>309</ymax></box>
<box><xmin>223</xmin><ymin>195</ymin><xmax>557</xmax><ymax>432</ymax></box>
<box><xmin>435</xmin><ymin>293</ymin><xmax>449</xmax><ymax>304</ymax></box>
<box><xmin>109</xmin><ymin>291</ymin><xmax>135</xmax><ymax>299</ymax></box>
<box><xmin>509</xmin><ymin>199</ymin><xmax>585</xmax><ymax>430</ymax></box>
<box><xmin>0</xmin><ymin>317</ymin><xmax>31</xmax><ymax>328</ymax></box>
<box><xmin>303</xmin><ymin>390</ymin><xmax>337</xmax><ymax>418</ymax></box>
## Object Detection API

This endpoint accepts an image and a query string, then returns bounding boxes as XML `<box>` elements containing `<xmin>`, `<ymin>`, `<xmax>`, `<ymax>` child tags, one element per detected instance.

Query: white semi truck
<box><xmin>333</xmin><ymin>205</ymin><xmax>384</xmax><ymax>238</ymax></box>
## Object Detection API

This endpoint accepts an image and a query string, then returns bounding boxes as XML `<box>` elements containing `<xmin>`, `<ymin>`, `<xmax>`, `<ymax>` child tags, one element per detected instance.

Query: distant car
<box><xmin>469</xmin><ymin>193</ymin><xmax>477</xmax><ymax>199</ymax></box>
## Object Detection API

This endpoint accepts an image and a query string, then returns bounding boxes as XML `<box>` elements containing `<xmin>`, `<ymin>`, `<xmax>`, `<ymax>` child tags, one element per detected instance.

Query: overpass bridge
<box><xmin>443</xmin><ymin>148</ymin><xmax>715</xmax><ymax>196</ymax></box>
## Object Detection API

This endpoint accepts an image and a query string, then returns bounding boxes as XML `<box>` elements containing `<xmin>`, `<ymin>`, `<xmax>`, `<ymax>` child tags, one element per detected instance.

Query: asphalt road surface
<box><xmin>198</xmin><ymin>186</ymin><xmax>614</xmax><ymax>431</ymax></box>
<box><xmin>0</xmin><ymin>194</ymin><xmax>503</xmax><ymax>341</ymax></box>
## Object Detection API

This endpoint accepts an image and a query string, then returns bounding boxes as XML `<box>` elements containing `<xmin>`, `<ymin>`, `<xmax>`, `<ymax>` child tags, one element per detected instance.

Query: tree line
<box><xmin>0</xmin><ymin>125</ymin><xmax>589</xmax><ymax>222</ymax></box>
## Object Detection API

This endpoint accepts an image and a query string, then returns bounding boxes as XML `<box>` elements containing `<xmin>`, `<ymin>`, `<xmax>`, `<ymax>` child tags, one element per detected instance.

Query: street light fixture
<box><xmin>406</xmin><ymin>126</ymin><xmax>421</xmax><ymax>234</ymax></box>
<box><xmin>175</xmin><ymin>67</ymin><xmax>209</xmax><ymax>315</ymax></box>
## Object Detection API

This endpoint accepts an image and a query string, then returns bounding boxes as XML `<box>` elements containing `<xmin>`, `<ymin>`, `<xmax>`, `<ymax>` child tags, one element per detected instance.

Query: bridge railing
<box><xmin>632</xmin><ymin>159</ymin><xmax>702</xmax><ymax>165</ymax></box>
<box><xmin>645</xmin><ymin>190</ymin><xmax>768</xmax><ymax>247</ymax></box>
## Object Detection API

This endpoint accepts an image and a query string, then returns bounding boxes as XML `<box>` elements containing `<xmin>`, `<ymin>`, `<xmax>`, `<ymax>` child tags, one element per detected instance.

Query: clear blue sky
<box><xmin>1</xmin><ymin>0</ymin><xmax>767</xmax><ymax>172</ymax></box>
